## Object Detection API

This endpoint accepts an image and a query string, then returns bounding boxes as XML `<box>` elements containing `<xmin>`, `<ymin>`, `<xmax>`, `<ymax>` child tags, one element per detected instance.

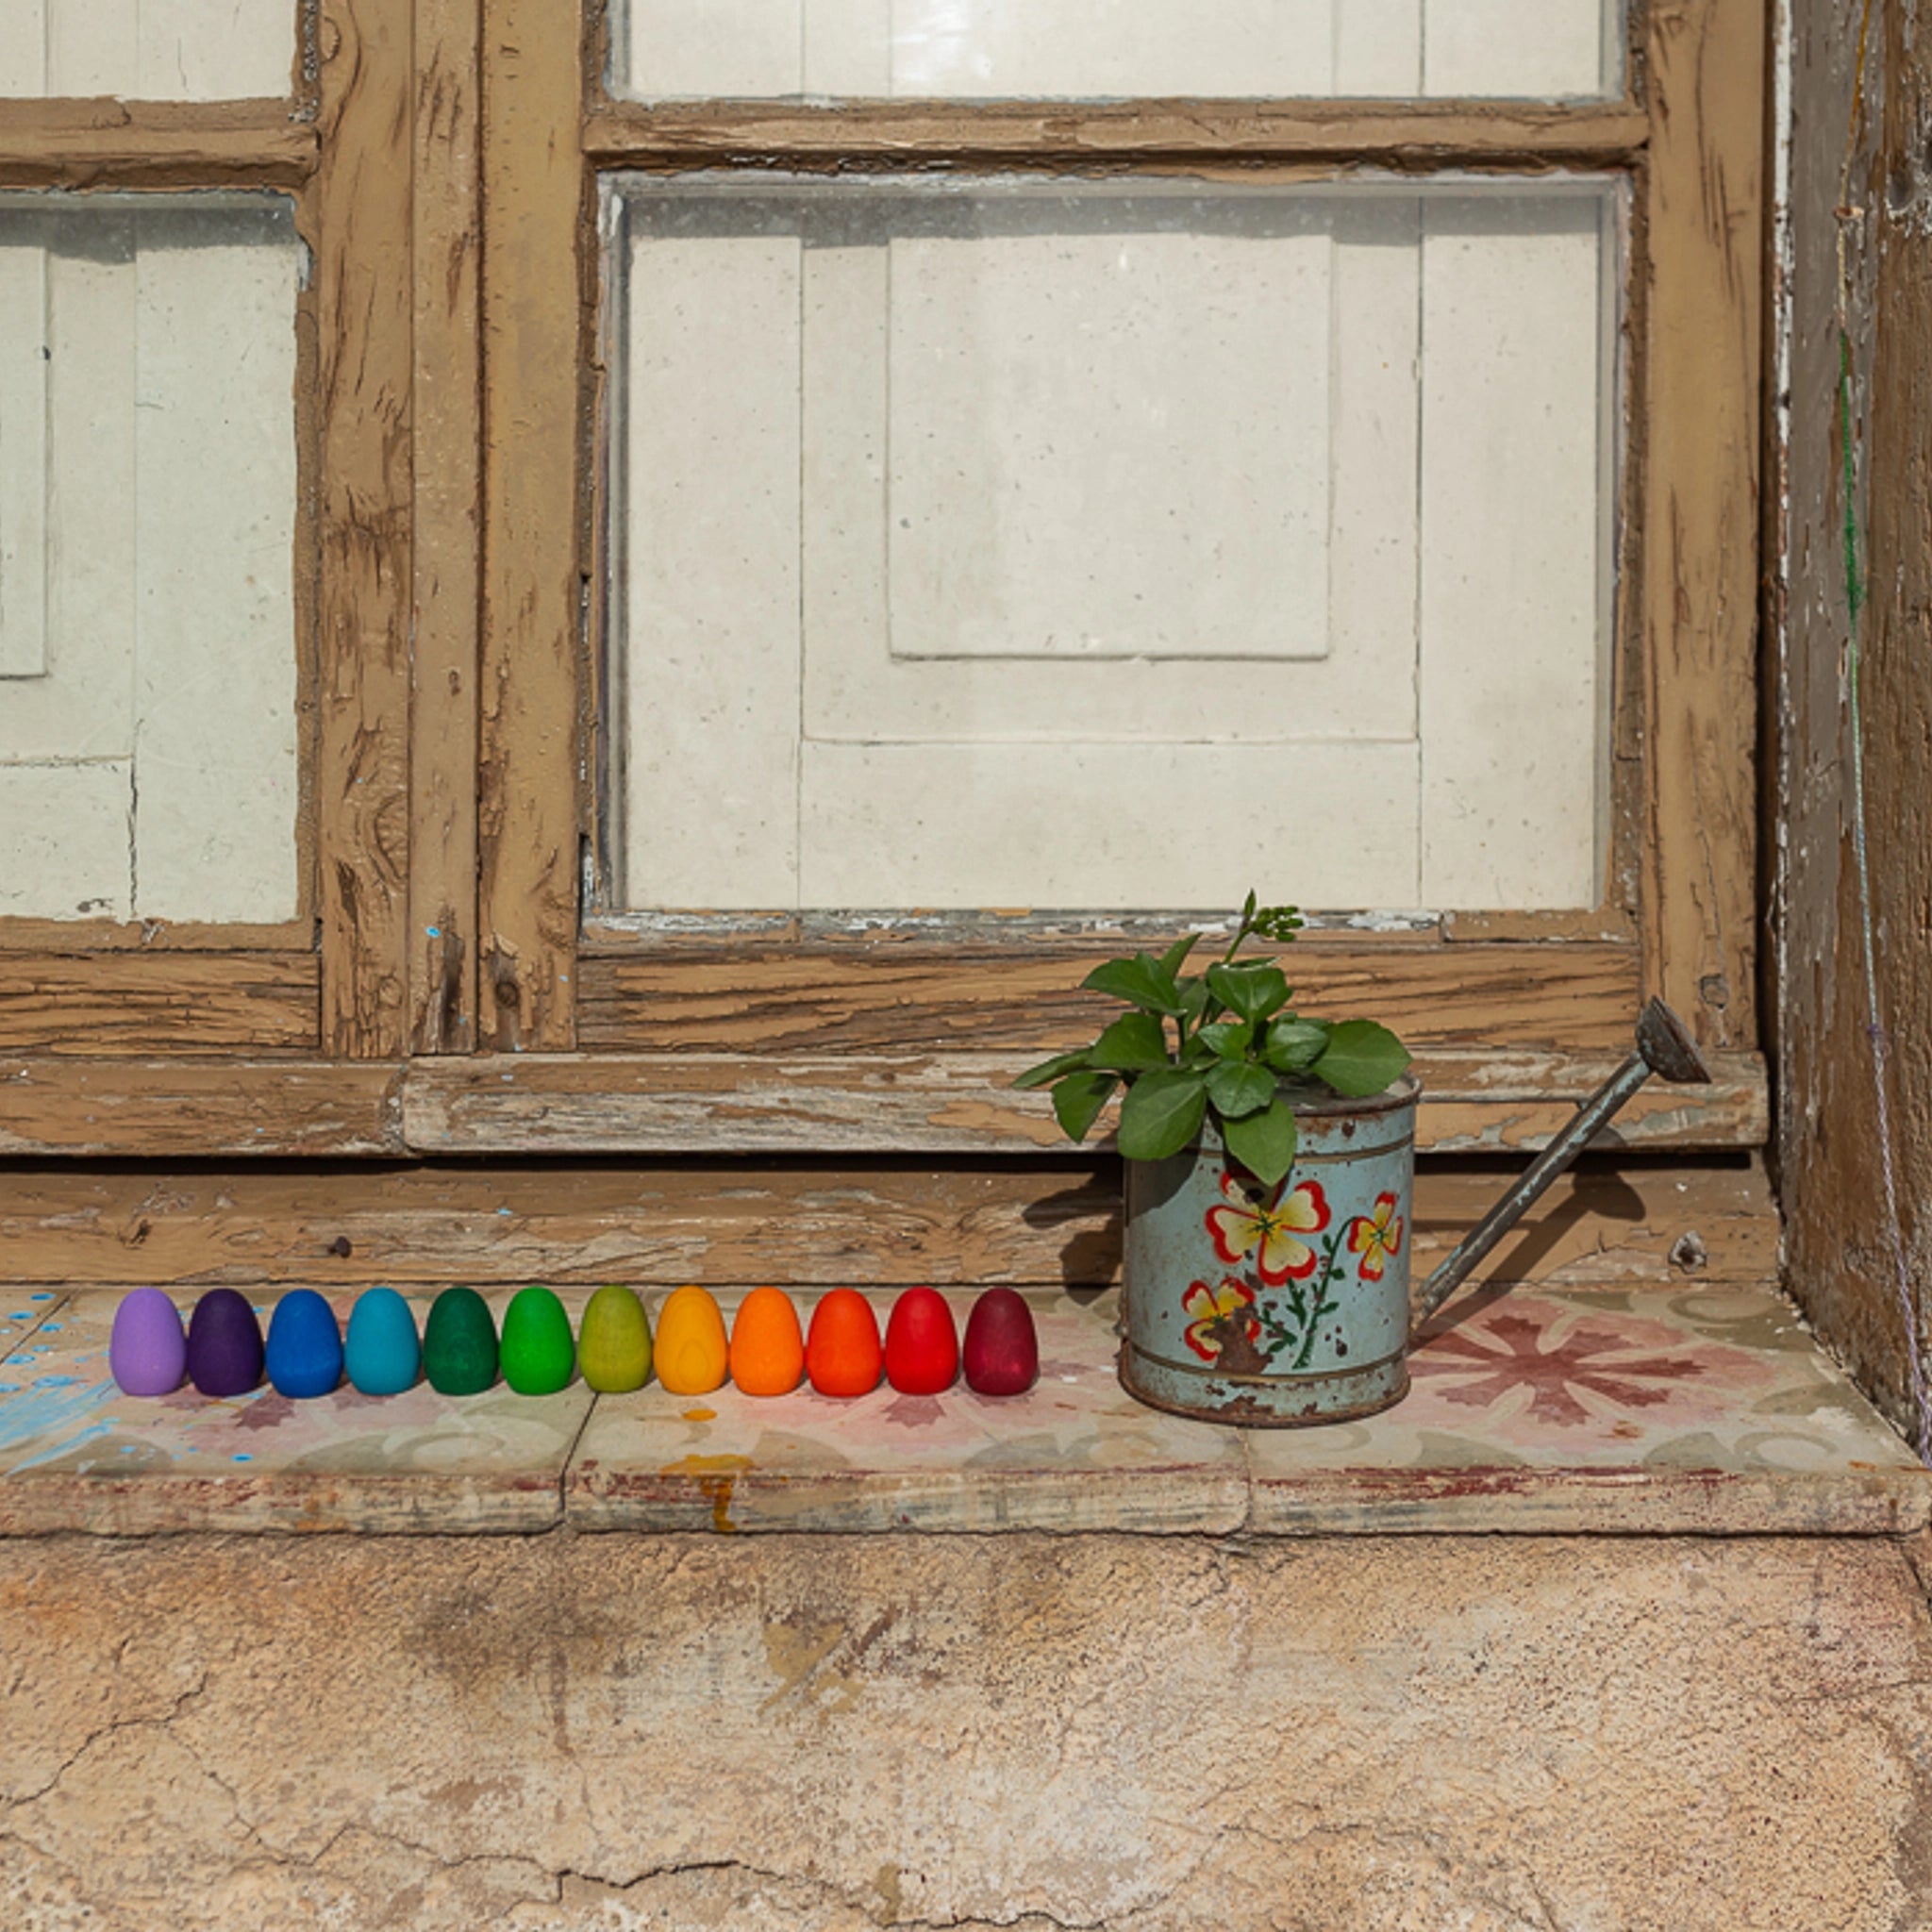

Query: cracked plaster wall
<box><xmin>2</xmin><ymin>1530</ymin><xmax>1928</xmax><ymax>1930</ymax></box>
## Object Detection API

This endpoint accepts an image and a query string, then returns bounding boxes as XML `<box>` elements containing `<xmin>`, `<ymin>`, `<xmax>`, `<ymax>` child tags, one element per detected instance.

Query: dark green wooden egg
<box><xmin>423</xmin><ymin>1287</ymin><xmax>499</xmax><ymax>1395</ymax></box>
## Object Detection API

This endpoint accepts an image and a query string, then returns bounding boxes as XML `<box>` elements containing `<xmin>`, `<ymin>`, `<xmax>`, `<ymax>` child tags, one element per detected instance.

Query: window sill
<box><xmin>0</xmin><ymin>1285</ymin><xmax>1924</xmax><ymax>1540</ymax></box>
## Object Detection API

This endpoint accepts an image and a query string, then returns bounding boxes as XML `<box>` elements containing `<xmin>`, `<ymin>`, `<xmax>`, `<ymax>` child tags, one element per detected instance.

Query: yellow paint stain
<box><xmin>760</xmin><ymin>1620</ymin><xmax>864</xmax><ymax>1716</ymax></box>
<box><xmin>681</xmin><ymin>1407</ymin><xmax>717</xmax><ymax>1422</ymax></box>
<box><xmin>659</xmin><ymin>1452</ymin><xmax>753</xmax><ymax>1534</ymax></box>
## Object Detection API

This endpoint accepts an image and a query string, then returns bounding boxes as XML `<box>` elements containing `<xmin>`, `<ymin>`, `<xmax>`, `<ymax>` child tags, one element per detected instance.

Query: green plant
<box><xmin>1013</xmin><ymin>892</ymin><xmax>1412</xmax><ymax>1189</ymax></box>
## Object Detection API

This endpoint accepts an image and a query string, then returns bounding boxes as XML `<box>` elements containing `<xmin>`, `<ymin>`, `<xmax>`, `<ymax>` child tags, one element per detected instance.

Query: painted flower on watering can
<box><xmin>1205</xmin><ymin>1170</ymin><xmax>1331</xmax><ymax>1285</ymax></box>
<box><xmin>1181</xmin><ymin>1277</ymin><xmax>1260</xmax><ymax>1362</ymax></box>
<box><xmin>1347</xmin><ymin>1191</ymin><xmax>1406</xmax><ymax>1282</ymax></box>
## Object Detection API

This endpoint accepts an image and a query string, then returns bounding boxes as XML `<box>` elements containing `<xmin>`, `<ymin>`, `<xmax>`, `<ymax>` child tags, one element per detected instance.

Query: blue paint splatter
<box><xmin>232</xmin><ymin>1453</ymin><xmax>254</xmax><ymax>1463</ymax></box>
<box><xmin>40</xmin><ymin>1323</ymin><xmax>62</xmax><ymax>1333</ymax></box>
<box><xmin>0</xmin><ymin>1374</ymin><xmax>119</xmax><ymax>1469</ymax></box>
<box><xmin>29</xmin><ymin>1292</ymin><xmax>53</xmax><ymax>1303</ymax></box>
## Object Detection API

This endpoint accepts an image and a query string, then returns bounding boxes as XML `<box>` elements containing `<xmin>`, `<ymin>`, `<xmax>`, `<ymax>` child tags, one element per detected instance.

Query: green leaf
<box><xmin>1262</xmin><ymin>1017</ymin><xmax>1331</xmax><ymax>1074</ymax></box>
<box><xmin>1223</xmin><ymin>1095</ymin><xmax>1300</xmax><ymax>1189</ymax></box>
<box><xmin>1207</xmin><ymin>1060</ymin><xmax>1277</xmax><ymax>1119</ymax></box>
<box><xmin>1205</xmin><ymin>961</ymin><xmax>1291</xmax><ymax>1023</ymax></box>
<box><xmin>1311</xmin><ymin>1019</ymin><xmax>1413</xmax><ymax>1099</ymax></box>
<box><xmin>1176</xmin><ymin>978</ymin><xmax>1210</xmax><ymax>1027</ymax></box>
<box><xmin>1014</xmin><ymin>1048</ymin><xmax>1094</xmax><ymax>1091</ymax></box>
<box><xmin>1117</xmin><ymin>1068</ymin><xmax>1209</xmax><ymax>1162</ymax></box>
<box><xmin>1156</xmin><ymin>931</ymin><xmax>1203</xmax><ymax>982</ymax></box>
<box><xmin>1052</xmin><ymin>1071</ymin><xmax>1119</xmax><ymax>1142</ymax></box>
<box><xmin>1199</xmin><ymin>1020</ymin><xmax>1255</xmax><ymax>1061</ymax></box>
<box><xmin>1087</xmin><ymin>1010</ymin><xmax>1172</xmax><ymax>1073</ymax></box>
<box><xmin>1082</xmin><ymin>954</ymin><xmax>1185</xmax><ymax>1016</ymax></box>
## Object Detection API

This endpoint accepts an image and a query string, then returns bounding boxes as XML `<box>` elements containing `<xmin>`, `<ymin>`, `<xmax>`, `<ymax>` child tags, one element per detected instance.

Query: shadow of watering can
<box><xmin>1117</xmin><ymin>1000</ymin><xmax>1713</xmax><ymax>1426</ymax></box>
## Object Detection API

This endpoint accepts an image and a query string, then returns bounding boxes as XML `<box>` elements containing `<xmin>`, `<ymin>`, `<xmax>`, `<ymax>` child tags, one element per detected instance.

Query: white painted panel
<box><xmin>0</xmin><ymin>242</ymin><xmax>48</xmax><ymax>679</ymax></box>
<box><xmin>886</xmin><ymin>0</ymin><xmax>1333</xmax><ymax>98</ymax></box>
<box><xmin>49</xmin><ymin>0</ymin><xmax>137</xmax><ymax>96</ymax></box>
<box><xmin>619</xmin><ymin>0</ymin><xmax>1616</xmax><ymax>99</ymax></box>
<box><xmin>800</xmin><ymin>193</ymin><xmax>1418</xmax><ymax>745</ymax></box>
<box><xmin>799</xmin><ymin>741</ymin><xmax>1421</xmax><ymax>908</ymax></box>
<box><xmin>623</xmin><ymin>226</ymin><xmax>803</xmax><ymax>910</ymax></box>
<box><xmin>1334</xmin><ymin>0</ymin><xmax>1421</xmax><ymax>94</ymax></box>
<box><xmin>1418</xmin><ymin>196</ymin><xmax>1607</xmax><ymax>908</ymax></box>
<box><xmin>886</xmin><ymin>220</ymin><xmax>1330</xmax><ymax>661</ymax></box>
<box><xmin>9</xmin><ymin>0</ymin><xmax>291</xmax><ymax>99</ymax></box>
<box><xmin>805</xmin><ymin>0</ymin><xmax>891</xmax><ymax>94</ymax></box>
<box><xmin>1424</xmin><ymin>0</ymin><xmax>1606</xmax><ymax>97</ymax></box>
<box><xmin>0</xmin><ymin>761</ymin><xmax>130</xmax><ymax>920</ymax></box>
<box><xmin>34</xmin><ymin>223</ymin><xmax>139</xmax><ymax>756</ymax></box>
<box><xmin>626</xmin><ymin>0</ymin><xmax>805</xmax><ymax>99</ymax></box>
<box><xmin>0</xmin><ymin>5</ymin><xmax>46</xmax><ymax>96</ymax></box>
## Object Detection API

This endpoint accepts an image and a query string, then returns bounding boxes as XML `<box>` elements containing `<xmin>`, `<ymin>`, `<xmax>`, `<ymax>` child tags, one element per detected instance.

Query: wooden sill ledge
<box><xmin>1</xmin><ymin>1283</ymin><xmax>1923</xmax><ymax>1541</ymax></box>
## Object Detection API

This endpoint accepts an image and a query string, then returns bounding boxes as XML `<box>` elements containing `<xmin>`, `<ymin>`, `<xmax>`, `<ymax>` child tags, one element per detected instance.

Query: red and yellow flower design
<box><xmin>1205</xmin><ymin>1169</ymin><xmax>1330</xmax><ymax>1284</ymax></box>
<box><xmin>1181</xmin><ymin>1276</ymin><xmax>1260</xmax><ymax>1362</ymax></box>
<box><xmin>1347</xmin><ymin>1191</ymin><xmax>1405</xmax><ymax>1282</ymax></box>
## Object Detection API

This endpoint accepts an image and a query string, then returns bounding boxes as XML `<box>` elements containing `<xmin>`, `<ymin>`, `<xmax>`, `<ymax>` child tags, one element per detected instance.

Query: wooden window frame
<box><xmin>0</xmin><ymin>0</ymin><xmax>1766</xmax><ymax>1162</ymax></box>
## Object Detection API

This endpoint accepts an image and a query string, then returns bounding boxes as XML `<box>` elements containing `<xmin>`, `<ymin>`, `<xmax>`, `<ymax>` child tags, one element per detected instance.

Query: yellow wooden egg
<box><xmin>653</xmin><ymin>1285</ymin><xmax>728</xmax><ymax>1395</ymax></box>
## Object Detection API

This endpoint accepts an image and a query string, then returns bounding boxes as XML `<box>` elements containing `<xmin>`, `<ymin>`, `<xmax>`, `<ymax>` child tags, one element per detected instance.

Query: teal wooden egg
<box><xmin>500</xmin><ymin>1286</ymin><xmax>575</xmax><ymax>1395</ymax></box>
<box><xmin>423</xmin><ymin>1287</ymin><xmax>498</xmax><ymax>1395</ymax></box>
<box><xmin>344</xmin><ymin>1288</ymin><xmax>422</xmax><ymax>1395</ymax></box>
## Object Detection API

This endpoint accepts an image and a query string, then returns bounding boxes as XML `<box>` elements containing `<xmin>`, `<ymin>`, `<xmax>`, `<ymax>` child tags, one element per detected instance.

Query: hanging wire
<box><xmin>1834</xmin><ymin>0</ymin><xmax>1932</xmax><ymax>1462</ymax></box>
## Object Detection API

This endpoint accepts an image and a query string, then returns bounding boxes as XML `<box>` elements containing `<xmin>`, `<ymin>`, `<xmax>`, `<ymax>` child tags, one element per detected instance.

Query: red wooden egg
<box><xmin>962</xmin><ymin>1288</ymin><xmax>1039</xmax><ymax>1396</ymax></box>
<box><xmin>883</xmin><ymin>1287</ymin><xmax>958</xmax><ymax>1395</ymax></box>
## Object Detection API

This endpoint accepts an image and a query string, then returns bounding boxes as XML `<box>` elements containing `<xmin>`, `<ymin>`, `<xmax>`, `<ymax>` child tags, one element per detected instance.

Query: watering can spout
<box><xmin>1412</xmin><ymin>999</ymin><xmax>1711</xmax><ymax>1327</ymax></box>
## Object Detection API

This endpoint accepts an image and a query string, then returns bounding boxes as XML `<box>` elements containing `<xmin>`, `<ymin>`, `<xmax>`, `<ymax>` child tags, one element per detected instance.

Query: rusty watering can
<box><xmin>1117</xmin><ymin>1000</ymin><xmax>1712</xmax><ymax>1426</ymax></box>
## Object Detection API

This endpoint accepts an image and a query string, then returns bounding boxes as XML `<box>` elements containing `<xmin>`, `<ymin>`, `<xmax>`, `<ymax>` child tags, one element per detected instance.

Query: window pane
<box><xmin>612</xmin><ymin>0</ymin><xmax>1624</xmax><ymax>102</ymax></box>
<box><xmin>603</xmin><ymin>175</ymin><xmax>1618</xmax><ymax>915</ymax></box>
<box><xmin>1</xmin><ymin>0</ymin><xmax>294</xmax><ymax>100</ymax></box>
<box><xmin>0</xmin><ymin>195</ymin><xmax>300</xmax><ymax>923</ymax></box>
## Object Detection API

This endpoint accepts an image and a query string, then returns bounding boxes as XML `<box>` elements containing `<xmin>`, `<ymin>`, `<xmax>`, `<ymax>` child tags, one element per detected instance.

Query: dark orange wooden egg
<box><xmin>805</xmin><ymin>1289</ymin><xmax>883</xmax><ymax>1398</ymax></box>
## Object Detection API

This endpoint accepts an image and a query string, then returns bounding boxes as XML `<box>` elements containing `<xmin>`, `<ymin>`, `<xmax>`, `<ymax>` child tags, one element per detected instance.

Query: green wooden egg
<box><xmin>423</xmin><ymin>1286</ymin><xmax>499</xmax><ymax>1395</ymax></box>
<box><xmin>500</xmin><ymin>1285</ymin><xmax>575</xmax><ymax>1395</ymax></box>
<box><xmin>578</xmin><ymin>1285</ymin><xmax>653</xmax><ymax>1392</ymax></box>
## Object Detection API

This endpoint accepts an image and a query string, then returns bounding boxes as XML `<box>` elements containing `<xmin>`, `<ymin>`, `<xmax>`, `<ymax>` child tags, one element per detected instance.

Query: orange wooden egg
<box><xmin>805</xmin><ymin>1289</ymin><xmax>883</xmax><ymax>1398</ymax></box>
<box><xmin>653</xmin><ymin>1286</ymin><xmax>728</xmax><ymax>1395</ymax></box>
<box><xmin>730</xmin><ymin>1287</ymin><xmax>805</xmax><ymax>1396</ymax></box>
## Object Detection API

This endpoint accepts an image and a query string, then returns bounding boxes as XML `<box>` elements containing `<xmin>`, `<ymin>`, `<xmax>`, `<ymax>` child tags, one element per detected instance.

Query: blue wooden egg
<box><xmin>264</xmin><ymin>1290</ymin><xmax>344</xmax><ymax>1399</ymax></box>
<box><xmin>108</xmin><ymin>1288</ymin><xmax>187</xmax><ymax>1397</ymax></box>
<box><xmin>343</xmin><ymin>1287</ymin><xmax>422</xmax><ymax>1395</ymax></box>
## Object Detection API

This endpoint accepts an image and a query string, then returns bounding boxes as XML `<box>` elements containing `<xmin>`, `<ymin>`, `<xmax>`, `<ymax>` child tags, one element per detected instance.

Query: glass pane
<box><xmin>0</xmin><ymin>194</ymin><xmax>301</xmax><ymax>923</ymax></box>
<box><xmin>612</xmin><ymin>0</ymin><xmax>1625</xmax><ymax>102</ymax></box>
<box><xmin>1</xmin><ymin>0</ymin><xmax>294</xmax><ymax>100</ymax></box>
<box><xmin>603</xmin><ymin>175</ymin><xmax>1618</xmax><ymax>916</ymax></box>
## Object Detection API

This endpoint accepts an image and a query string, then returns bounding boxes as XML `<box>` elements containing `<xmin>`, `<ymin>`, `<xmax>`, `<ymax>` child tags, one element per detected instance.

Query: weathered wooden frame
<box><xmin>0</xmin><ymin>0</ymin><xmax>1768</xmax><ymax>1161</ymax></box>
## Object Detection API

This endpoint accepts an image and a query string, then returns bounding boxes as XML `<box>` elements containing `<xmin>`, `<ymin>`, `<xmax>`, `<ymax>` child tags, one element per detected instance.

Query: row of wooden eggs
<box><xmin>108</xmin><ymin>1284</ymin><xmax>1040</xmax><ymax>1402</ymax></box>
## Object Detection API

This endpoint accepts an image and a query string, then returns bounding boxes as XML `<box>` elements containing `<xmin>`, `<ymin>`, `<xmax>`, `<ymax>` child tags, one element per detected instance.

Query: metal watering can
<box><xmin>1117</xmin><ymin>1000</ymin><xmax>1712</xmax><ymax>1426</ymax></box>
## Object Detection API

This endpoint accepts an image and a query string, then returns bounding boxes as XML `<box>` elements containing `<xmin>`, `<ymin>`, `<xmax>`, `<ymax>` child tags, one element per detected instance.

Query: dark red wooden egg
<box><xmin>962</xmin><ymin>1289</ymin><xmax>1039</xmax><ymax>1397</ymax></box>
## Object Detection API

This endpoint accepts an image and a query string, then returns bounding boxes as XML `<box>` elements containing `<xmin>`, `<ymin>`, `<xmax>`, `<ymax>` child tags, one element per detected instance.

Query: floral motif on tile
<box><xmin>1410</xmin><ymin>1296</ymin><xmax>1781</xmax><ymax>1429</ymax></box>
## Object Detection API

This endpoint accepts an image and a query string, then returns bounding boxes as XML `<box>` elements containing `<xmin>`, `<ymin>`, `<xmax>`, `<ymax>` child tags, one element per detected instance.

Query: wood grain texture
<box><xmin>582</xmin><ymin>98</ymin><xmax>1649</xmax><ymax>168</ymax></box>
<box><xmin>402</xmin><ymin>1047</ymin><xmax>1769</xmax><ymax>1156</ymax></box>
<box><xmin>0</xmin><ymin>1061</ymin><xmax>403</xmax><ymax>1156</ymax></box>
<box><xmin>312</xmin><ymin>0</ymin><xmax>412</xmax><ymax>1057</ymax></box>
<box><xmin>0</xmin><ymin>100</ymin><xmax>317</xmax><ymax>188</ymax></box>
<box><xmin>0</xmin><ymin>1158</ymin><xmax>1776</xmax><ymax>1290</ymax></box>
<box><xmin>1641</xmin><ymin>0</ymin><xmax>1763</xmax><ymax>1049</ymax></box>
<box><xmin>409</xmin><ymin>0</ymin><xmax>482</xmax><ymax>1055</ymax></box>
<box><xmin>578</xmin><ymin>939</ymin><xmax>1641</xmax><ymax>1054</ymax></box>
<box><xmin>0</xmin><ymin>955</ymin><xmax>318</xmax><ymax>1055</ymax></box>
<box><xmin>477</xmin><ymin>0</ymin><xmax>584</xmax><ymax>1051</ymax></box>
<box><xmin>1774</xmin><ymin>0</ymin><xmax>1932</xmax><ymax>1445</ymax></box>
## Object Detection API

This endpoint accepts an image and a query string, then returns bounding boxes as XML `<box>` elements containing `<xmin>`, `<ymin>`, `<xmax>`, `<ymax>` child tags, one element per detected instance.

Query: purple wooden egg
<box><xmin>186</xmin><ymin>1289</ymin><xmax>264</xmax><ymax>1397</ymax></box>
<box><xmin>108</xmin><ymin>1289</ymin><xmax>187</xmax><ymax>1397</ymax></box>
